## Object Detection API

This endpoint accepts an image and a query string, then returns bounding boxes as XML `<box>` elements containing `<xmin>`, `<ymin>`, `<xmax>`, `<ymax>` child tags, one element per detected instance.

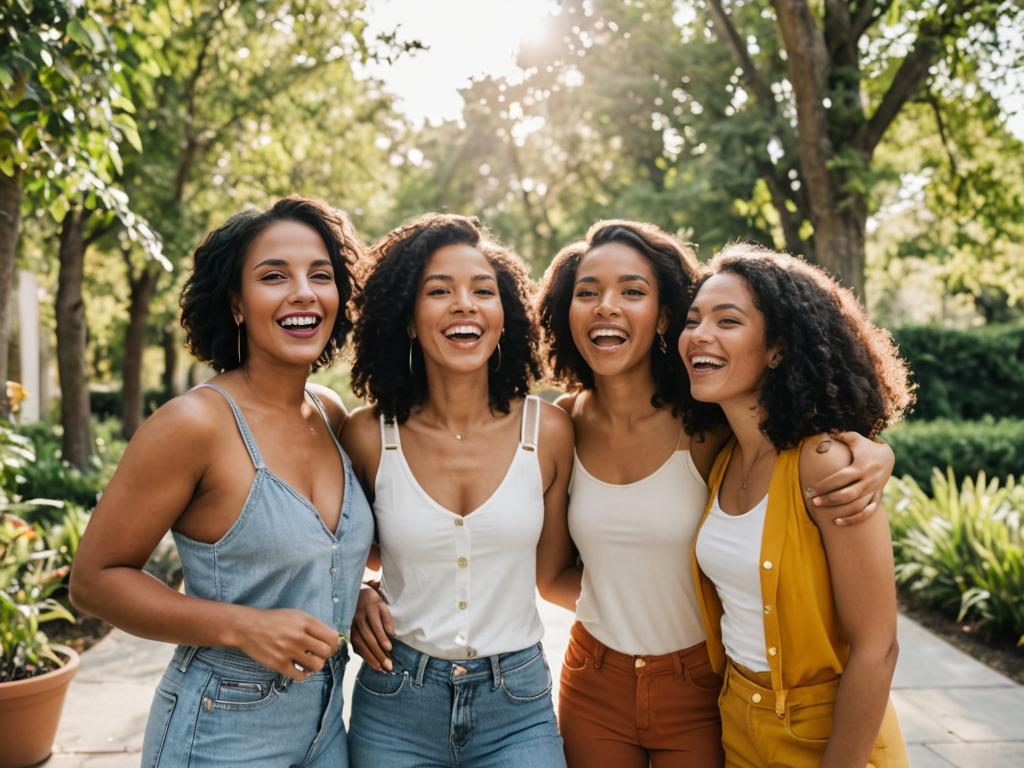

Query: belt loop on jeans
<box><xmin>490</xmin><ymin>654</ymin><xmax>502</xmax><ymax>690</ymax></box>
<box><xmin>413</xmin><ymin>650</ymin><xmax>429</xmax><ymax>688</ymax></box>
<box><xmin>671</xmin><ymin>652</ymin><xmax>683</xmax><ymax>679</ymax></box>
<box><xmin>175</xmin><ymin>645</ymin><xmax>199</xmax><ymax>673</ymax></box>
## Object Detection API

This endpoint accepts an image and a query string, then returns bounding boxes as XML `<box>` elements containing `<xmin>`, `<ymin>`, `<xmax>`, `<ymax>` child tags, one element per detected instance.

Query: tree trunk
<box><xmin>56</xmin><ymin>208</ymin><xmax>92</xmax><ymax>467</ymax></box>
<box><xmin>121</xmin><ymin>263</ymin><xmax>160</xmax><ymax>438</ymax></box>
<box><xmin>0</xmin><ymin>172</ymin><xmax>22</xmax><ymax>418</ymax></box>
<box><xmin>812</xmin><ymin>197</ymin><xmax>867</xmax><ymax>298</ymax></box>
<box><xmin>162</xmin><ymin>322</ymin><xmax>178</xmax><ymax>398</ymax></box>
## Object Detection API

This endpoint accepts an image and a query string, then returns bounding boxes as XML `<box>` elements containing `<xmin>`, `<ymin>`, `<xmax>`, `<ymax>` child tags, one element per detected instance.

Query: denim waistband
<box><xmin>172</xmin><ymin>644</ymin><xmax>348</xmax><ymax>682</ymax></box>
<box><xmin>388</xmin><ymin>639</ymin><xmax>545</xmax><ymax>687</ymax></box>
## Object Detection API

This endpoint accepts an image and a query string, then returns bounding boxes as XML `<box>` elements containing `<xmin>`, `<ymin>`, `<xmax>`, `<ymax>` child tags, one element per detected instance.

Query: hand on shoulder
<box><xmin>799</xmin><ymin>434</ymin><xmax>854</xmax><ymax>523</ymax></box>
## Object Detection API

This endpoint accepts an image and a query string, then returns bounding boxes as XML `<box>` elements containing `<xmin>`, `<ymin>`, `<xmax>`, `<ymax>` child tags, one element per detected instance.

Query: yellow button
<box><xmin>768</xmin><ymin>646</ymin><xmax>777</xmax><ymax>656</ymax></box>
<box><xmin>466</xmin><ymin>647</ymin><xmax>477</xmax><ymax>658</ymax></box>
<box><xmin>764</xmin><ymin>604</ymin><xmax>772</xmax><ymax>614</ymax></box>
<box><xmin>751</xmin><ymin>692</ymin><xmax>762</xmax><ymax>703</ymax></box>
<box><xmin>763</xmin><ymin>560</ymin><xmax>773</xmax><ymax>570</ymax></box>
<box><xmin>634</xmin><ymin>658</ymin><xmax>646</xmax><ymax>669</ymax></box>
<box><xmin>458</xmin><ymin>601</ymin><xmax>467</xmax><ymax>610</ymax></box>
<box><xmin>454</xmin><ymin>518</ymin><xmax>464</xmax><ymax>527</ymax></box>
<box><xmin>457</xmin><ymin>557</ymin><xmax>468</xmax><ymax>568</ymax></box>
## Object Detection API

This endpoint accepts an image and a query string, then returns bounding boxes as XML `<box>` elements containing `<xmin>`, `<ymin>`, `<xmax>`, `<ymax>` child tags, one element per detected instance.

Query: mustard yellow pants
<box><xmin>718</xmin><ymin>661</ymin><xmax>908</xmax><ymax>768</ymax></box>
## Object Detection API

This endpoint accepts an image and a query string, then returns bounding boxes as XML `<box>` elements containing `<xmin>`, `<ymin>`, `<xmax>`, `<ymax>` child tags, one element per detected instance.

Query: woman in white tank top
<box><xmin>341</xmin><ymin>214</ymin><xmax>577</xmax><ymax>768</ymax></box>
<box><xmin>536</xmin><ymin>220</ymin><xmax>897</xmax><ymax>768</ymax></box>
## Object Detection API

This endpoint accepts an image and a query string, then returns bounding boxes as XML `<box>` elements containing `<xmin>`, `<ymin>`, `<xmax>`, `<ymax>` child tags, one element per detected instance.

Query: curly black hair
<box><xmin>350</xmin><ymin>213</ymin><xmax>541</xmax><ymax>423</ymax></box>
<box><xmin>707</xmin><ymin>243</ymin><xmax>914</xmax><ymax>447</ymax></box>
<box><xmin>537</xmin><ymin>219</ymin><xmax>723</xmax><ymax>434</ymax></box>
<box><xmin>180</xmin><ymin>195</ymin><xmax>364</xmax><ymax>373</ymax></box>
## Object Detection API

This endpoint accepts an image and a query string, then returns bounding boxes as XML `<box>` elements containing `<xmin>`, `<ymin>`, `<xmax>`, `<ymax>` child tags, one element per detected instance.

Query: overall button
<box><xmin>465</xmin><ymin>647</ymin><xmax>477</xmax><ymax>658</ymax></box>
<box><xmin>768</xmin><ymin>646</ymin><xmax>777</xmax><ymax>656</ymax></box>
<box><xmin>457</xmin><ymin>557</ymin><xmax>468</xmax><ymax>568</ymax></box>
<box><xmin>764</xmin><ymin>604</ymin><xmax>772</xmax><ymax>614</ymax></box>
<box><xmin>751</xmin><ymin>692</ymin><xmax>762</xmax><ymax>704</ymax></box>
<box><xmin>332</xmin><ymin>544</ymin><xmax>339</xmax><ymax>551</ymax></box>
<box><xmin>634</xmin><ymin>658</ymin><xmax>646</xmax><ymax>669</ymax></box>
<box><xmin>762</xmin><ymin>560</ymin><xmax>773</xmax><ymax>570</ymax></box>
<box><xmin>329</xmin><ymin>567</ymin><xmax>336</xmax><ymax>575</ymax></box>
<box><xmin>454</xmin><ymin>518</ymin><xmax>464</xmax><ymax>527</ymax></box>
<box><xmin>458</xmin><ymin>601</ymin><xmax>467</xmax><ymax>610</ymax></box>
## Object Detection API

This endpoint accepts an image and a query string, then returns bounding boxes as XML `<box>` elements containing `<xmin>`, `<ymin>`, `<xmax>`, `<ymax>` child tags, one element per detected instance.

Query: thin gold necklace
<box><xmin>739</xmin><ymin>445</ymin><xmax>777</xmax><ymax>490</ymax></box>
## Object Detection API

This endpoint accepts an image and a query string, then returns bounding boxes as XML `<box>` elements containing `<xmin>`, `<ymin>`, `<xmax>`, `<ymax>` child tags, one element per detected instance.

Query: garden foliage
<box><xmin>885</xmin><ymin>418</ymin><xmax>1024</xmax><ymax>487</ymax></box>
<box><xmin>887</xmin><ymin>469</ymin><xmax>1023</xmax><ymax>648</ymax></box>
<box><xmin>893</xmin><ymin>325</ymin><xmax>1024</xmax><ymax>421</ymax></box>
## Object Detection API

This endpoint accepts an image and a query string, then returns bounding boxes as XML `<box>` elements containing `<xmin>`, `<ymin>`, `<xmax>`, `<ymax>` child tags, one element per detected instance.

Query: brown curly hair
<box><xmin>705</xmin><ymin>243</ymin><xmax>915</xmax><ymax>446</ymax></box>
<box><xmin>350</xmin><ymin>213</ymin><xmax>541</xmax><ymax>423</ymax></box>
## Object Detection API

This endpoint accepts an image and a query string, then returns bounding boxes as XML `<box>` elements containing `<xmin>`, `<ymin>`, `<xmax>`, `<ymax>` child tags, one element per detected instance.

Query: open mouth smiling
<box><xmin>442</xmin><ymin>324</ymin><xmax>484</xmax><ymax>347</ymax></box>
<box><xmin>588</xmin><ymin>326</ymin><xmax>630</xmax><ymax>350</ymax></box>
<box><xmin>277</xmin><ymin>313</ymin><xmax>323</xmax><ymax>337</ymax></box>
<box><xmin>690</xmin><ymin>354</ymin><xmax>727</xmax><ymax>373</ymax></box>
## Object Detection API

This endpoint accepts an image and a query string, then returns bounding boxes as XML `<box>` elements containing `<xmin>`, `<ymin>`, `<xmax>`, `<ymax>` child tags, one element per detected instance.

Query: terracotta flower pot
<box><xmin>0</xmin><ymin>646</ymin><xmax>80</xmax><ymax>768</ymax></box>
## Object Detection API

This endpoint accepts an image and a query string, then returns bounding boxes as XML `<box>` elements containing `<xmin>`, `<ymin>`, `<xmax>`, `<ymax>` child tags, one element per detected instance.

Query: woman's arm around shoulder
<box><xmin>800</xmin><ymin>435</ymin><xmax>900</xmax><ymax>768</ymax></box>
<box><xmin>536</xmin><ymin>399</ymin><xmax>580</xmax><ymax>611</ymax></box>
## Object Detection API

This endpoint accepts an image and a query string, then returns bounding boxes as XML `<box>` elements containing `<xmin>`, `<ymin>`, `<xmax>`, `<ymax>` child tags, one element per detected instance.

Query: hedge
<box><xmin>892</xmin><ymin>324</ymin><xmax>1024</xmax><ymax>421</ymax></box>
<box><xmin>884</xmin><ymin>418</ymin><xmax>1024</xmax><ymax>487</ymax></box>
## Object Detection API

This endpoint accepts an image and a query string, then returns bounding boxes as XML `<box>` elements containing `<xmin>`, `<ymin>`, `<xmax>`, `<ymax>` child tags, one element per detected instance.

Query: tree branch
<box><xmin>856</xmin><ymin>13</ymin><xmax>951</xmax><ymax>156</ymax></box>
<box><xmin>705</xmin><ymin>1</ymin><xmax>775</xmax><ymax>108</ymax></box>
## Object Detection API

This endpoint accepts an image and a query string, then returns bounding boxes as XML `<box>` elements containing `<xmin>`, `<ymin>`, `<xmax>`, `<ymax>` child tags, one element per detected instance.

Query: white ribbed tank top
<box><xmin>374</xmin><ymin>396</ymin><xmax>546</xmax><ymax>659</ymax></box>
<box><xmin>569</xmin><ymin>443</ymin><xmax>709</xmax><ymax>655</ymax></box>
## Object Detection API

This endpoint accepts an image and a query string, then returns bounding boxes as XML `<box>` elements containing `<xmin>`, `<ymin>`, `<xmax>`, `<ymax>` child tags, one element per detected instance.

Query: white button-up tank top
<box><xmin>374</xmin><ymin>396</ymin><xmax>546</xmax><ymax>659</ymax></box>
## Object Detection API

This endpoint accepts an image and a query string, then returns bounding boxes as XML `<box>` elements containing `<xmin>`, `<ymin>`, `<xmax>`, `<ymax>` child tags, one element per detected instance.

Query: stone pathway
<box><xmin>45</xmin><ymin>604</ymin><xmax>1023</xmax><ymax>767</ymax></box>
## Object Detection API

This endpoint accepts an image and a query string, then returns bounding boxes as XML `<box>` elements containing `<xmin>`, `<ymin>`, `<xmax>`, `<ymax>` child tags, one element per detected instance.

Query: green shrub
<box><xmin>887</xmin><ymin>469</ymin><xmax>1023</xmax><ymax>648</ymax></box>
<box><xmin>90</xmin><ymin>387</ymin><xmax>171</xmax><ymax>420</ymax></box>
<box><xmin>16</xmin><ymin>420</ymin><xmax>126</xmax><ymax>514</ymax></box>
<box><xmin>893</xmin><ymin>324</ymin><xmax>1024</xmax><ymax>421</ymax></box>
<box><xmin>884</xmin><ymin>418</ymin><xmax>1024</xmax><ymax>487</ymax></box>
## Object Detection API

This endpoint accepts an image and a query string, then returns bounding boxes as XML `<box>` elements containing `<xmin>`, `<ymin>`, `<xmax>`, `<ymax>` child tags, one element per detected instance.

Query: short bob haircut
<box><xmin>180</xmin><ymin>195</ymin><xmax>364</xmax><ymax>373</ymax></box>
<box><xmin>537</xmin><ymin>219</ymin><xmax>722</xmax><ymax>435</ymax></box>
<box><xmin>351</xmin><ymin>213</ymin><xmax>540</xmax><ymax>424</ymax></box>
<box><xmin>704</xmin><ymin>243</ymin><xmax>915</xmax><ymax>447</ymax></box>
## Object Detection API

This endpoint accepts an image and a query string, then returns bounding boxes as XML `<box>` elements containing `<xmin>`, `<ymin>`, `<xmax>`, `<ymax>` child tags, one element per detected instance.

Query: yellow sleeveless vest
<box><xmin>690</xmin><ymin>439</ymin><xmax>847</xmax><ymax>716</ymax></box>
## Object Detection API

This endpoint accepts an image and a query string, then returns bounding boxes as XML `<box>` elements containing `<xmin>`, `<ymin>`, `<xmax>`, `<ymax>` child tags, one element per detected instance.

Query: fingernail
<box><xmin>812</xmin><ymin>497</ymin><xmax>822</xmax><ymax>506</ymax></box>
<box><xmin>834</xmin><ymin>518</ymin><xmax>846</xmax><ymax>526</ymax></box>
<box><xmin>804</xmin><ymin>487</ymin><xmax>815</xmax><ymax>497</ymax></box>
<box><xmin>385</xmin><ymin>642</ymin><xmax>392</xmax><ymax>651</ymax></box>
<box><xmin>384</xmin><ymin>660</ymin><xmax>393</xmax><ymax>671</ymax></box>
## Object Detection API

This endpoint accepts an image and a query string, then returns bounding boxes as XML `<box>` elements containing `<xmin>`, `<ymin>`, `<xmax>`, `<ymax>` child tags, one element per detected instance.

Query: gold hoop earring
<box><xmin>658</xmin><ymin>333</ymin><xmax>668</xmax><ymax>354</ymax></box>
<box><xmin>490</xmin><ymin>342</ymin><xmax>502</xmax><ymax>372</ymax></box>
<box><xmin>408</xmin><ymin>339</ymin><xmax>416</xmax><ymax>375</ymax></box>
<box><xmin>236</xmin><ymin>322</ymin><xmax>244</xmax><ymax>365</ymax></box>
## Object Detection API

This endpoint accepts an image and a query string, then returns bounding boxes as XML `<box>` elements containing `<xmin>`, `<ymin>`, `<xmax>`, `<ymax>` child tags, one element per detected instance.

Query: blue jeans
<box><xmin>141</xmin><ymin>644</ymin><xmax>349</xmax><ymax>767</ymax></box>
<box><xmin>348</xmin><ymin>640</ymin><xmax>566</xmax><ymax>768</ymax></box>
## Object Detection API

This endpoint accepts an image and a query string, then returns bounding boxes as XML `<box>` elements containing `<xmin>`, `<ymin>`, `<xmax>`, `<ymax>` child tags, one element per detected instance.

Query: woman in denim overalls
<box><xmin>71</xmin><ymin>196</ymin><xmax>374</xmax><ymax>767</ymax></box>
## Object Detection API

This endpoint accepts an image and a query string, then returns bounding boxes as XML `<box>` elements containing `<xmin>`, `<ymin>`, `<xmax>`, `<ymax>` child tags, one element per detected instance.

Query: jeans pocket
<box><xmin>561</xmin><ymin>640</ymin><xmax>592</xmax><ymax>673</ymax></box>
<box><xmin>355</xmin><ymin>664</ymin><xmax>410</xmax><ymax>698</ymax></box>
<box><xmin>685</xmin><ymin>658</ymin><xmax>724</xmax><ymax>693</ymax></box>
<box><xmin>212</xmin><ymin>677</ymin><xmax>279</xmax><ymax>711</ymax></box>
<box><xmin>142</xmin><ymin>686</ymin><xmax>177</xmax><ymax>767</ymax></box>
<box><xmin>500</xmin><ymin>650</ymin><xmax>553</xmax><ymax>703</ymax></box>
<box><xmin>784</xmin><ymin>701</ymin><xmax>834</xmax><ymax>744</ymax></box>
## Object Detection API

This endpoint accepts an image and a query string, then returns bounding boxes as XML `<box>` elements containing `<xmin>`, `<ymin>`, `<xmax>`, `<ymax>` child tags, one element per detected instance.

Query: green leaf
<box><xmin>66</xmin><ymin>19</ymin><xmax>93</xmax><ymax>51</ymax></box>
<box><xmin>0</xmin><ymin>65</ymin><xmax>12</xmax><ymax>89</ymax></box>
<box><xmin>111</xmin><ymin>95</ymin><xmax>135</xmax><ymax>114</ymax></box>
<box><xmin>48</xmin><ymin>195</ymin><xmax>69</xmax><ymax>223</ymax></box>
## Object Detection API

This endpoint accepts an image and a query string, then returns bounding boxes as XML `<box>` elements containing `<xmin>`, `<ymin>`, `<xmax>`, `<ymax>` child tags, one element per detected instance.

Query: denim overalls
<box><xmin>141</xmin><ymin>384</ymin><xmax>374</xmax><ymax>768</ymax></box>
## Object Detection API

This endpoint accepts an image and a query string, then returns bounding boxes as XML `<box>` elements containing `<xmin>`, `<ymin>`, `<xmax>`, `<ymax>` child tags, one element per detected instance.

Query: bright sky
<box><xmin>364</xmin><ymin>0</ymin><xmax>560</xmax><ymax>126</ymax></box>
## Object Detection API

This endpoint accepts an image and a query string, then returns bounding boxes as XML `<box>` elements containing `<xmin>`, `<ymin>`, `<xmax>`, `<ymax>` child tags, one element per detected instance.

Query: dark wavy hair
<box><xmin>180</xmin><ymin>195</ymin><xmax>364</xmax><ymax>372</ymax></box>
<box><xmin>538</xmin><ymin>219</ymin><xmax>723</xmax><ymax>434</ymax></box>
<box><xmin>707</xmin><ymin>243</ymin><xmax>914</xmax><ymax>447</ymax></box>
<box><xmin>351</xmin><ymin>213</ymin><xmax>541</xmax><ymax>423</ymax></box>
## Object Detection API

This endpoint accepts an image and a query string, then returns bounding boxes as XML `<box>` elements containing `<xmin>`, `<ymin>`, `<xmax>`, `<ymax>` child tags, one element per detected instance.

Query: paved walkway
<box><xmin>46</xmin><ymin>603</ymin><xmax>1023</xmax><ymax>767</ymax></box>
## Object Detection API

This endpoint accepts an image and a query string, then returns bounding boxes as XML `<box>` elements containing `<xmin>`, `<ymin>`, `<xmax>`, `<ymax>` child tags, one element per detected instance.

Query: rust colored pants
<box><xmin>719</xmin><ymin>660</ymin><xmax>909</xmax><ymax>768</ymax></box>
<box><xmin>558</xmin><ymin>622</ymin><xmax>724</xmax><ymax>768</ymax></box>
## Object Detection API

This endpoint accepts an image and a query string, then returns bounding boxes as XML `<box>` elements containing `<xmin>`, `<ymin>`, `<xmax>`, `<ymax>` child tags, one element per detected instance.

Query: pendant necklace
<box><xmin>740</xmin><ymin>445</ymin><xmax>776</xmax><ymax>490</ymax></box>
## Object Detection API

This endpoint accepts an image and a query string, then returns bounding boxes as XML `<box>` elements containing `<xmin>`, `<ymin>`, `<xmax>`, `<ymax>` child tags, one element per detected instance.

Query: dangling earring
<box><xmin>236</xmin><ymin>321</ymin><xmax>244</xmax><ymax>365</ymax></box>
<box><xmin>408</xmin><ymin>338</ymin><xmax>416</xmax><ymax>375</ymax></box>
<box><xmin>658</xmin><ymin>332</ymin><xmax>668</xmax><ymax>354</ymax></box>
<box><xmin>490</xmin><ymin>342</ymin><xmax>502</xmax><ymax>372</ymax></box>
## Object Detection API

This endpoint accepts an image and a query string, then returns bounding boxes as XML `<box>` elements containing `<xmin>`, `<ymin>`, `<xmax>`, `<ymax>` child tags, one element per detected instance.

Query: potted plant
<box><xmin>0</xmin><ymin>511</ymin><xmax>80</xmax><ymax>768</ymax></box>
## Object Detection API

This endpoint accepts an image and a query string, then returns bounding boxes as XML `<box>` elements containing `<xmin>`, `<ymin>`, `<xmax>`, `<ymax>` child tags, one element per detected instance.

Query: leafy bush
<box><xmin>893</xmin><ymin>324</ymin><xmax>1024</xmax><ymax>421</ymax></box>
<box><xmin>16</xmin><ymin>420</ymin><xmax>126</xmax><ymax>514</ymax></box>
<box><xmin>90</xmin><ymin>387</ymin><xmax>172</xmax><ymax>420</ymax></box>
<box><xmin>887</xmin><ymin>469</ymin><xmax>1023</xmax><ymax>648</ymax></box>
<box><xmin>884</xmin><ymin>418</ymin><xmax>1024</xmax><ymax>487</ymax></box>
<box><xmin>0</xmin><ymin>505</ymin><xmax>85</xmax><ymax>681</ymax></box>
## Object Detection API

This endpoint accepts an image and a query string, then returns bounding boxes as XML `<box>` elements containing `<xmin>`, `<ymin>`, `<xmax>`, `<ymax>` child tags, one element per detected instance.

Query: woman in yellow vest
<box><xmin>680</xmin><ymin>244</ymin><xmax>914</xmax><ymax>768</ymax></box>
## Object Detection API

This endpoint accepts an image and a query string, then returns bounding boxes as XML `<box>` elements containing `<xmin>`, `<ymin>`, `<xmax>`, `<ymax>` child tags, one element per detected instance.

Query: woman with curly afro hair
<box><xmin>683</xmin><ymin>243</ymin><xmax>914</xmax><ymax>768</ymax></box>
<box><xmin>71</xmin><ymin>196</ymin><xmax>375</xmax><ymax>767</ymax></box>
<box><xmin>536</xmin><ymin>221</ymin><xmax>895</xmax><ymax>768</ymax></box>
<box><xmin>341</xmin><ymin>213</ymin><xmax>576</xmax><ymax>768</ymax></box>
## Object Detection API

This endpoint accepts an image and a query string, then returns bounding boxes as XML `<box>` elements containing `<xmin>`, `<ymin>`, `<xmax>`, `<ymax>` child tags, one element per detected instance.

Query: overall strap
<box><xmin>379</xmin><ymin>412</ymin><xmax>401</xmax><ymax>453</ymax></box>
<box><xmin>305</xmin><ymin>388</ymin><xmax>344</xmax><ymax>453</ymax></box>
<box><xmin>197</xmin><ymin>383</ymin><xmax>265</xmax><ymax>469</ymax></box>
<box><xmin>520</xmin><ymin>395</ymin><xmax>542</xmax><ymax>452</ymax></box>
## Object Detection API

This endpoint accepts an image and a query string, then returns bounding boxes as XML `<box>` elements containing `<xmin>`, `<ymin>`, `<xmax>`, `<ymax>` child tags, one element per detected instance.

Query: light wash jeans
<box><xmin>141</xmin><ymin>644</ymin><xmax>349</xmax><ymax>767</ymax></box>
<box><xmin>348</xmin><ymin>639</ymin><xmax>566</xmax><ymax>768</ymax></box>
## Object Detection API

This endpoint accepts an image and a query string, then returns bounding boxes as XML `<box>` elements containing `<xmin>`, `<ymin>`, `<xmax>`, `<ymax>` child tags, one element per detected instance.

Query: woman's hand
<box><xmin>351</xmin><ymin>586</ymin><xmax>395</xmax><ymax>672</ymax></box>
<box><xmin>236</xmin><ymin>607</ymin><xmax>340</xmax><ymax>681</ymax></box>
<box><xmin>808</xmin><ymin>433</ymin><xmax>895</xmax><ymax>526</ymax></box>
